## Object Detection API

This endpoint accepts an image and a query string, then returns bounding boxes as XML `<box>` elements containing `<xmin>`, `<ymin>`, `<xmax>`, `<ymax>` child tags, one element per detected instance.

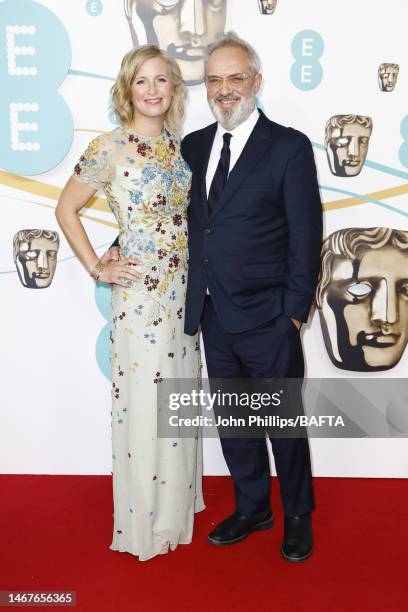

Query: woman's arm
<box><xmin>55</xmin><ymin>176</ymin><xmax>141</xmax><ymax>287</ymax></box>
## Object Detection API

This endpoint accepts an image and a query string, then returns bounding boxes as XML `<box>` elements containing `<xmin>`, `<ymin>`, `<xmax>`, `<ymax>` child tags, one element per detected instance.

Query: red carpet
<box><xmin>0</xmin><ymin>476</ymin><xmax>406</xmax><ymax>611</ymax></box>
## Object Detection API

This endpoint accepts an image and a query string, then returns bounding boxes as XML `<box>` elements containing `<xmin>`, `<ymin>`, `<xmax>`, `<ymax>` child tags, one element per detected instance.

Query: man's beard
<box><xmin>209</xmin><ymin>91</ymin><xmax>256</xmax><ymax>130</ymax></box>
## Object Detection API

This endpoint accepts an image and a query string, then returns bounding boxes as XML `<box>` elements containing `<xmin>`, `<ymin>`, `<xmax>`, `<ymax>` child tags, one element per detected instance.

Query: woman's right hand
<box><xmin>99</xmin><ymin>256</ymin><xmax>143</xmax><ymax>288</ymax></box>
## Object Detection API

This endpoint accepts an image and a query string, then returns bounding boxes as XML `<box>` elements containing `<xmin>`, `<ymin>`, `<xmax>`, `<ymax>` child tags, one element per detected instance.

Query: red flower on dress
<box><xmin>169</xmin><ymin>255</ymin><xmax>180</xmax><ymax>270</ymax></box>
<box><xmin>137</xmin><ymin>142</ymin><xmax>149</xmax><ymax>156</ymax></box>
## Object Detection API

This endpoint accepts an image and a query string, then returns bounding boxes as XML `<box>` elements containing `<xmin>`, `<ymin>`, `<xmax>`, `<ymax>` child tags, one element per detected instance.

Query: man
<box><xmin>181</xmin><ymin>32</ymin><xmax>322</xmax><ymax>561</ymax></box>
<box><xmin>124</xmin><ymin>0</ymin><xmax>227</xmax><ymax>85</ymax></box>
<box><xmin>325</xmin><ymin>114</ymin><xmax>373</xmax><ymax>177</ymax></box>
<box><xmin>316</xmin><ymin>227</ymin><xmax>408</xmax><ymax>372</ymax></box>
<box><xmin>13</xmin><ymin>228</ymin><xmax>59</xmax><ymax>289</ymax></box>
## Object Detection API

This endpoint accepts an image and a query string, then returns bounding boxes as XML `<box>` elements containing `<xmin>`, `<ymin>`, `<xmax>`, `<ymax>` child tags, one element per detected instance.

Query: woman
<box><xmin>56</xmin><ymin>45</ymin><xmax>204</xmax><ymax>561</ymax></box>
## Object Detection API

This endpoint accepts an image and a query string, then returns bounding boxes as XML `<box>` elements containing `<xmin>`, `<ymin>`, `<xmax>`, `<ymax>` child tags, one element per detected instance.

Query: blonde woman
<box><xmin>56</xmin><ymin>45</ymin><xmax>204</xmax><ymax>561</ymax></box>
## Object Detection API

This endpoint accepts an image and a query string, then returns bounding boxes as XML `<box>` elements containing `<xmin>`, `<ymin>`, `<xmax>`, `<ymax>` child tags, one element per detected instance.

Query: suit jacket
<box><xmin>181</xmin><ymin>110</ymin><xmax>323</xmax><ymax>336</ymax></box>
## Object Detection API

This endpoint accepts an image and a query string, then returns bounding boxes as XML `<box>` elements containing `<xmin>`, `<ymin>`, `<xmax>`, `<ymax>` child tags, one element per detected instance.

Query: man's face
<box><xmin>206</xmin><ymin>45</ymin><xmax>262</xmax><ymax>129</ymax></box>
<box><xmin>129</xmin><ymin>0</ymin><xmax>227</xmax><ymax>85</ymax></box>
<box><xmin>258</xmin><ymin>0</ymin><xmax>277</xmax><ymax>14</ymax></box>
<box><xmin>320</xmin><ymin>246</ymin><xmax>408</xmax><ymax>371</ymax></box>
<box><xmin>379</xmin><ymin>64</ymin><xmax>399</xmax><ymax>92</ymax></box>
<box><xmin>16</xmin><ymin>236</ymin><xmax>58</xmax><ymax>288</ymax></box>
<box><xmin>326</xmin><ymin>120</ymin><xmax>372</xmax><ymax>177</ymax></box>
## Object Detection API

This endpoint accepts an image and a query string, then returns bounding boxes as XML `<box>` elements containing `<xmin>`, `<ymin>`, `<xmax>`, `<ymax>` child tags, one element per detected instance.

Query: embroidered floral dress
<box><xmin>74</xmin><ymin>126</ymin><xmax>205</xmax><ymax>561</ymax></box>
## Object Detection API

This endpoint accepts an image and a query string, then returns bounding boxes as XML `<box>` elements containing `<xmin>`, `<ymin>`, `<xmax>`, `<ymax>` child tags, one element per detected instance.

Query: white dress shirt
<box><xmin>204</xmin><ymin>108</ymin><xmax>260</xmax><ymax>294</ymax></box>
<box><xmin>206</xmin><ymin>107</ymin><xmax>260</xmax><ymax>197</ymax></box>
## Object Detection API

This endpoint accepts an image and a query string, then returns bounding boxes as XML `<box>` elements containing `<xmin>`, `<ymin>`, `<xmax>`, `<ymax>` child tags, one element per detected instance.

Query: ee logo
<box><xmin>95</xmin><ymin>282</ymin><xmax>112</xmax><ymax>381</ymax></box>
<box><xmin>399</xmin><ymin>115</ymin><xmax>408</xmax><ymax>169</ymax></box>
<box><xmin>85</xmin><ymin>1</ymin><xmax>103</xmax><ymax>17</ymax></box>
<box><xmin>290</xmin><ymin>30</ymin><xmax>324</xmax><ymax>91</ymax></box>
<box><xmin>0</xmin><ymin>0</ymin><xmax>73</xmax><ymax>175</ymax></box>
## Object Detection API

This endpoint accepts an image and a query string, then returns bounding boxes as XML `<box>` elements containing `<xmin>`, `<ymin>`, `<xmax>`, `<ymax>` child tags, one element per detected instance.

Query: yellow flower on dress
<box><xmin>83</xmin><ymin>137</ymin><xmax>100</xmax><ymax>160</ymax></box>
<box><xmin>158</xmin><ymin>274</ymin><xmax>170</xmax><ymax>294</ymax></box>
<box><xmin>158</xmin><ymin>236</ymin><xmax>171</xmax><ymax>251</ymax></box>
<box><xmin>155</xmin><ymin>140</ymin><xmax>172</xmax><ymax>168</ymax></box>
<box><xmin>174</xmin><ymin>233</ymin><xmax>187</xmax><ymax>251</ymax></box>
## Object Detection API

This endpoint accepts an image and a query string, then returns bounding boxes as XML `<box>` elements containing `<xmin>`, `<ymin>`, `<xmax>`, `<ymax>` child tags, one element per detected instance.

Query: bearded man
<box><xmin>181</xmin><ymin>32</ymin><xmax>322</xmax><ymax>562</ymax></box>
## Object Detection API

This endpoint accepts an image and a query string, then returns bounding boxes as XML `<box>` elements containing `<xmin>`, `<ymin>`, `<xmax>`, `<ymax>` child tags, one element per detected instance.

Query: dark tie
<box><xmin>207</xmin><ymin>132</ymin><xmax>232</xmax><ymax>216</ymax></box>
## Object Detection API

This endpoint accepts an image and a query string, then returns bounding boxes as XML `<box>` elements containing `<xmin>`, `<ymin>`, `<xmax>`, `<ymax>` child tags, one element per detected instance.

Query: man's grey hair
<box><xmin>205</xmin><ymin>31</ymin><xmax>262</xmax><ymax>75</ymax></box>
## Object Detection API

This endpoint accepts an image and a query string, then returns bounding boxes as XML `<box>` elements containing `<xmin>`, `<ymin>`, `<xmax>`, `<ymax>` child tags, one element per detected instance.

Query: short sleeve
<box><xmin>73</xmin><ymin>133</ymin><xmax>115</xmax><ymax>191</ymax></box>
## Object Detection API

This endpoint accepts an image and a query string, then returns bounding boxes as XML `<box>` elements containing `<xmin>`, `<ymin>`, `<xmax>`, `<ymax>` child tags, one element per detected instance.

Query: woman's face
<box><xmin>130</xmin><ymin>57</ymin><xmax>175</xmax><ymax>123</ymax></box>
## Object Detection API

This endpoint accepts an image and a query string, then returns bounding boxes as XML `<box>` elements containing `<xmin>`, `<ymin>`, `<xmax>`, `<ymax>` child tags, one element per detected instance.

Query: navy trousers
<box><xmin>201</xmin><ymin>296</ymin><xmax>314</xmax><ymax>517</ymax></box>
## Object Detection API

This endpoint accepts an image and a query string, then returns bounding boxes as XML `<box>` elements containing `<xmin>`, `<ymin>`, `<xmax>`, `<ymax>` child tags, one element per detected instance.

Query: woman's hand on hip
<box><xmin>99</xmin><ymin>256</ymin><xmax>143</xmax><ymax>288</ymax></box>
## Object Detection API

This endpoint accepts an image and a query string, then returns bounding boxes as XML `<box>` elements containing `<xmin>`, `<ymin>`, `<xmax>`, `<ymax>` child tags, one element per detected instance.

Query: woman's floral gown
<box><xmin>74</xmin><ymin>126</ymin><xmax>205</xmax><ymax>561</ymax></box>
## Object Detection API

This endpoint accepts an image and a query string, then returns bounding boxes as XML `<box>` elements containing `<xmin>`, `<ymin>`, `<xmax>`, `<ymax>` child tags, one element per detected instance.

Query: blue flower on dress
<box><xmin>142</xmin><ymin>166</ymin><xmax>156</xmax><ymax>182</ymax></box>
<box><xmin>126</xmin><ymin>156</ymin><xmax>135</xmax><ymax>164</ymax></box>
<box><xmin>169</xmin><ymin>290</ymin><xmax>176</xmax><ymax>301</ymax></box>
<box><xmin>160</xmin><ymin>171</ymin><xmax>173</xmax><ymax>189</ymax></box>
<box><xmin>129</xmin><ymin>190</ymin><xmax>142</xmax><ymax>206</ymax></box>
<box><xmin>134</xmin><ymin>304</ymin><xmax>144</xmax><ymax>315</ymax></box>
<box><xmin>144</xmin><ymin>240</ymin><xmax>155</xmax><ymax>254</ymax></box>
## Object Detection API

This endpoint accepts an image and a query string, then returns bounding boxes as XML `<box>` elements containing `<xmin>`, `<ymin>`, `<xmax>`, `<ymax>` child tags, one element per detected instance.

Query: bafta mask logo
<box><xmin>124</xmin><ymin>0</ymin><xmax>227</xmax><ymax>86</ymax></box>
<box><xmin>316</xmin><ymin>228</ymin><xmax>408</xmax><ymax>372</ymax></box>
<box><xmin>378</xmin><ymin>63</ymin><xmax>399</xmax><ymax>92</ymax></box>
<box><xmin>325</xmin><ymin>114</ymin><xmax>373</xmax><ymax>177</ymax></box>
<box><xmin>13</xmin><ymin>229</ymin><xmax>60</xmax><ymax>289</ymax></box>
<box><xmin>257</xmin><ymin>0</ymin><xmax>277</xmax><ymax>15</ymax></box>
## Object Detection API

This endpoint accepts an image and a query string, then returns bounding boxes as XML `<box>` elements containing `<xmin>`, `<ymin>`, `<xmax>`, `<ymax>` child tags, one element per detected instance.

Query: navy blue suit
<box><xmin>181</xmin><ymin>110</ymin><xmax>322</xmax><ymax>336</ymax></box>
<box><xmin>181</xmin><ymin>110</ymin><xmax>323</xmax><ymax>517</ymax></box>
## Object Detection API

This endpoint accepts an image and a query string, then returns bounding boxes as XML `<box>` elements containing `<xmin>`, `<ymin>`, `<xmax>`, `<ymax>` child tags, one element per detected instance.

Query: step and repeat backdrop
<box><xmin>1</xmin><ymin>0</ymin><xmax>407</xmax><ymax>476</ymax></box>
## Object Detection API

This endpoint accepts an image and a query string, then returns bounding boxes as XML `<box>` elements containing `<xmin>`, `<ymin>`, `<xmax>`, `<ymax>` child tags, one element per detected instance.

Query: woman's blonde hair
<box><xmin>110</xmin><ymin>45</ymin><xmax>187</xmax><ymax>133</ymax></box>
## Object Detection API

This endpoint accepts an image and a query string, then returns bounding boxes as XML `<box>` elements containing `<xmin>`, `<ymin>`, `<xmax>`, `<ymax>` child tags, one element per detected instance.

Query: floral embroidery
<box><xmin>112</xmin><ymin>383</ymin><xmax>120</xmax><ymax>399</ymax></box>
<box><xmin>73</xmin><ymin>126</ymin><xmax>203</xmax><ymax>559</ymax></box>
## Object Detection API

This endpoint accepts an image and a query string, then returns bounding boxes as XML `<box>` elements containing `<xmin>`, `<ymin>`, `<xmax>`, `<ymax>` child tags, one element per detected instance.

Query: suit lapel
<box><xmin>207</xmin><ymin>111</ymin><xmax>273</xmax><ymax>224</ymax></box>
<box><xmin>194</xmin><ymin>122</ymin><xmax>217</xmax><ymax>224</ymax></box>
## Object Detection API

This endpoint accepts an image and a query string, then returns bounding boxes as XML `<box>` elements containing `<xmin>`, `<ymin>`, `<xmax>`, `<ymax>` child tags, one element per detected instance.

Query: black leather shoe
<box><xmin>281</xmin><ymin>512</ymin><xmax>313</xmax><ymax>562</ymax></box>
<box><xmin>208</xmin><ymin>510</ymin><xmax>274</xmax><ymax>546</ymax></box>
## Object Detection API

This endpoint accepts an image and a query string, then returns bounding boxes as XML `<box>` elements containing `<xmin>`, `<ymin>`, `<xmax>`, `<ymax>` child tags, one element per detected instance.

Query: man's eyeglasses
<box><xmin>205</xmin><ymin>73</ymin><xmax>253</xmax><ymax>90</ymax></box>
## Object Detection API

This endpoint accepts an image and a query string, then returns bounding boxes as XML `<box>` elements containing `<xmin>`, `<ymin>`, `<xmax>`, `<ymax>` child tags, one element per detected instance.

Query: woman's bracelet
<box><xmin>90</xmin><ymin>259</ymin><xmax>105</xmax><ymax>282</ymax></box>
